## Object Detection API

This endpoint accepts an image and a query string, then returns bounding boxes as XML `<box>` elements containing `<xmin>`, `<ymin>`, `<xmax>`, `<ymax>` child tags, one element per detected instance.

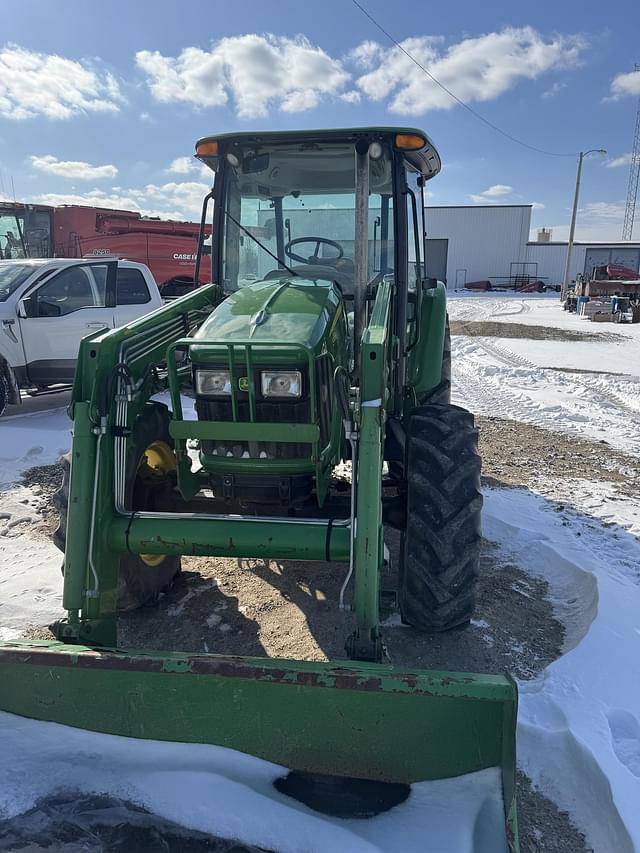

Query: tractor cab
<box><xmin>195</xmin><ymin>128</ymin><xmax>440</xmax><ymax>297</ymax></box>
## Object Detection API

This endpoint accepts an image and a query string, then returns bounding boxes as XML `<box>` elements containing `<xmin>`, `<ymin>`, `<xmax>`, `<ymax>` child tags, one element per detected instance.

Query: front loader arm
<box><xmin>347</xmin><ymin>279</ymin><xmax>393</xmax><ymax>661</ymax></box>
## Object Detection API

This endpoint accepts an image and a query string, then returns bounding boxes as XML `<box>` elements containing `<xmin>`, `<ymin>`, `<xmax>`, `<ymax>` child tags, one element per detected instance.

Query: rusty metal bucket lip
<box><xmin>0</xmin><ymin>639</ymin><xmax>516</xmax><ymax>699</ymax></box>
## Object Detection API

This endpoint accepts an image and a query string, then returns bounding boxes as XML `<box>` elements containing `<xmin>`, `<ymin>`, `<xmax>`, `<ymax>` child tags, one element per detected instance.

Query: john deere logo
<box><xmin>238</xmin><ymin>376</ymin><xmax>249</xmax><ymax>392</ymax></box>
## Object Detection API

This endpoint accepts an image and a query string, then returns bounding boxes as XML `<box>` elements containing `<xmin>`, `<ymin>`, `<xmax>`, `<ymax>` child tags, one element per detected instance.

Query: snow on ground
<box><xmin>0</xmin><ymin>486</ymin><xmax>63</xmax><ymax>638</ymax></box>
<box><xmin>449</xmin><ymin>295</ymin><xmax>640</xmax><ymax>453</ymax></box>
<box><xmin>449</xmin><ymin>295</ymin><xmax>640</xmax><ymax>851</ymax></box>
<box><xmin>482</xmin><ymin>488</ymin><xmax>640</xmax><ymax>852</ymax></box>
<box><xmin>0</xmin><ymin>711</ymin><xmax>507</xmax><ymax>853</ymax></box>
<box><xmin>0</xmin><ymin>392</ymin><xmax>72</xmax><ymax>489</ymax></box>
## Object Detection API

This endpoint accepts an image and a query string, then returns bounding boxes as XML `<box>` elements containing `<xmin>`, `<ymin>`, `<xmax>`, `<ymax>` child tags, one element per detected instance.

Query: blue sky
<box><xmin>1</xmin><ymin>0</ymin><xmax>639</xmax><ymax>240</ymax></box>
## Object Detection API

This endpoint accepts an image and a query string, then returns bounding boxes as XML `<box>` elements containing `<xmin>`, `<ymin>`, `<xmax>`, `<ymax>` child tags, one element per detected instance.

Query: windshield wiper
<box><xmin>225</xmin><ymin>210</ymin><xmax>298</xmax><ymax>278</ymax></box>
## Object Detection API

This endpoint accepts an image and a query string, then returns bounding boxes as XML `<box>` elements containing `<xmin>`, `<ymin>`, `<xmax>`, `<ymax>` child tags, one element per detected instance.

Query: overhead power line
<box><xmin>350</xmin><ymin>0</ymin><xmax>576</xmax><ymax>158</ymax></box>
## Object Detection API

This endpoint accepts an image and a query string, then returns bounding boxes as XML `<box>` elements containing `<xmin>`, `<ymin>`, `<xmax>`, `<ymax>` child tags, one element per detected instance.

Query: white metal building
<box><xmin>424</xmin><ymin>205</ymin><xmax>640</xmax><ymax>288</ymax></box>
<box><xmin>425</xmin><ymin>205</ymin><xmax>532</xmax><ymax>287</ymax></box>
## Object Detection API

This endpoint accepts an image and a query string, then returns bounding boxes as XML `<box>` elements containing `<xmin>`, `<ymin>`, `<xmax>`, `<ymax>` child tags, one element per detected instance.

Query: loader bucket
<box><xmin>0</xmin><ymin>640</ymin><xmax>518</xmax><ymax>851</ymax></box>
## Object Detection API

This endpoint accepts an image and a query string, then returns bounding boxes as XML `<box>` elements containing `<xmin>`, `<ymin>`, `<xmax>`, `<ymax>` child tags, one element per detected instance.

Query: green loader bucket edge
<box><xmin>0</xmin><ymin>640</ymin><xmax>518</xmax><ymax>850</ymax></box>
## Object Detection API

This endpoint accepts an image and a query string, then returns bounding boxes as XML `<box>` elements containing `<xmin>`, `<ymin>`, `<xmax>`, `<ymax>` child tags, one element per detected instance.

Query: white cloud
<box><xmin>32</xmin><ymin>179</ymin><xmax>210</xmax><ymax>221</ymax></box>
<box><xmin>168</xmin><ymin>156</ymin><xmax>196</xmax><ymax>174</ymax></box>
<box><xmin>482</xmin><ymin>184</ymin><xmax>512</xmax><ymax>197</ymax></box>
<box><xmin>353</xmin><ymin>27</ymin><xmax>585</xmax><ymax>114</ymax></box>
<box><xmin>541</xmin><ymin>81</ymin><xmax>567</xmax><ymax>99</ymax></box>
<box><xmin>610</xmin><ymin>69</ymin><xmax>640</xmax><ymax>99</ymax></box>
<box><xmin>166</xmin><ymin>156</ymin><xmax>212</xmax><ymax>182</ymax></box>
<box><xmin>0</xmin><ymin>44</ymin><xmax>122</xmax><ymax>120</ymax></box>
<box><xmin>136</xmin><ymin>34</ymin><xmax>350</xmax><ymax>118</ymax></box>
<box><xmin>606</xmin><ymin>153</ymin><xmax>633</xmax><ymax>169</ymax></box>
<box><xmin>30</xmin><ymin>154</ymin><xmax>118</xmax><ymax>180</ymax></box>
<box><xmin>581</xmin><ymin>201</ymin><xmax>626</xmax><ymax>222</ymax></box>
<box><xmin>347</xmin><ymin>40</ymin><xmax>385</xmax><ymax>71</ymax></box>
<box><xmin>470</xmin><ymin>184</ymin><xmax>513</xmax><ymax>203</ymax></box>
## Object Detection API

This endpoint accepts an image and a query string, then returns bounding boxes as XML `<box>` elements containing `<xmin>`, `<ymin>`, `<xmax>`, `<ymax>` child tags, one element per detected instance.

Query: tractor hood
<box><xmin>191</xmin><ymin>277</ymin><xmax>343</xmax><ymax>355</ymax></box>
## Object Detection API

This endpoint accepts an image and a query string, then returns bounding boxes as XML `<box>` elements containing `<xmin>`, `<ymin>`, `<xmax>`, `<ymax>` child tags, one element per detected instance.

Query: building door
<box><xmin>426</xmin><ymin>238</ymin><xmax>448</xmax><ymax>283</ymax></box>
<box><xmin>455</xmin><ymin>269</ymin><xmax>467</xmax><ymax>288</ymax></box>
<box><xmin>584</xmin><ymin>248</ymin><xmax>640</xmax><ymax>277</ymax></box>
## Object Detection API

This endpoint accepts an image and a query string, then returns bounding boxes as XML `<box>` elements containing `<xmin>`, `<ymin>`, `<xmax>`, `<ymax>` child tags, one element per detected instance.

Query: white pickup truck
<box><xmin>0</xmin><ymin>258</ymin><xmax>163</xmax><ymax>415</ymax></box>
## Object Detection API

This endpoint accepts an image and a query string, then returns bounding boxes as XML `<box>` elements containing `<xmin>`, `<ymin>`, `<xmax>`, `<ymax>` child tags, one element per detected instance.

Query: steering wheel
<box><xmin>284</xmin><ymin>237</ymin><xmax>344</xmax><ymax>265</ymax></box>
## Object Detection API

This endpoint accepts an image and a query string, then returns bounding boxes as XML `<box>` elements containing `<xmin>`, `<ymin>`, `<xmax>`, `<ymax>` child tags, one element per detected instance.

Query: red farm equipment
<box><xmin>0</xmin><ymin>201</ymin><xmax>211</xmax><ymax>296</ymax></box>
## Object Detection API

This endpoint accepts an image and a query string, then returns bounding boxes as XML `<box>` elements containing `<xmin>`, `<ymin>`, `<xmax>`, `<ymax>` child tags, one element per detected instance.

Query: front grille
<box><xmin>196</xmin><ymin>397</ymin><xmax>311</xmax><ymax>459</ymax></box>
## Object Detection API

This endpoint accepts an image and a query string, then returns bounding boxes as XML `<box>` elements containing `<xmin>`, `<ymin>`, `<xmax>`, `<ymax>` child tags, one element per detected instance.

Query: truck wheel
<box><xmin>418</xmin><ymin>316</ymin><xmax>451</xmax><ymax>406</ymax></box>
<box><xmin>399</xmin><ymin>402</ymin><xmax>482</xmax><ymax>631</ymax></box>
<box><xmin>53</xmin><ymin>404</ymin><xmax>181</xmax><ymax>610</ymax></box>
<box><xmin>0</xmin><ymin>373</ymin><xmax>8</xmax><ymax>417</ymax></box>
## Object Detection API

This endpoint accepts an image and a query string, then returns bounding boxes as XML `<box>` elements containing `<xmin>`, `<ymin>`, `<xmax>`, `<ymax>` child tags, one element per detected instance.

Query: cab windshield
<box><xmin>0</xmin><ymin>262</ymin><xmax>36</xmax><ymax>302</ymax></box>
<box><xmin>0</xmin><ymin>209</ymin><xmax>52</xmax><ymax>260</ymax></box>
<box><xmin>221</xmin><ymin>142</ymin><xmax>394</xmax><ymax>291</ymax></box>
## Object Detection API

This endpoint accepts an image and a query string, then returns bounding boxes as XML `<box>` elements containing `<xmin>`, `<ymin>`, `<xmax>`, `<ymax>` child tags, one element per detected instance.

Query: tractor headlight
<box><xmin>261</xmin><ymin>370</ymin><xmax>302</xmax><ymax>398</ymax></box>
<box><xmin>195</xmin><ymin>369</ymin><xmax>232</xmax><ymax>396</ymax></box>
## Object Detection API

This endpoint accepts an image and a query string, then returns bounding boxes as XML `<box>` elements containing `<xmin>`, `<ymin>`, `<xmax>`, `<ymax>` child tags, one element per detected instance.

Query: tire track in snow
<box><xmin>479</xmin><ymin>336</ymin><xmax>640</xmax><ymax>420</ymax></box>
<box><xmin>451</xmin><ymin>336</ymin><xmax>640</xmax><ymax>453</ymax></box>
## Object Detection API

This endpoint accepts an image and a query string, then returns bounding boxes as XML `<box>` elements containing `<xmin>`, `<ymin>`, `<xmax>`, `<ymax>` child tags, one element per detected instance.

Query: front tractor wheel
<box><xmin>53</xmin><ymin>404</ymin><xmax>181</xmax><ymax>611</ymax></box>
<box><xmin>399</xmin><ymin>403</ymin><xmax>482</xmax><ymax>631</ymax></box>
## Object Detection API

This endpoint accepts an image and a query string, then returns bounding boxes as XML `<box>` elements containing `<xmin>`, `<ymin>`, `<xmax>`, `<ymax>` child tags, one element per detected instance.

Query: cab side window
<box><xmin>406</xmin><ymin>169</ymin><xmax>425</xmax><ymax>291</ymax></box>
<box><xmin>32</xmin><ymin>265</ymin><xmax>106</xmax><ymax>317</ymax></box>
<box><xmin>116</xmin><ymin>267</ymin><xmax>151</xmax><ymax>305</ymax></box>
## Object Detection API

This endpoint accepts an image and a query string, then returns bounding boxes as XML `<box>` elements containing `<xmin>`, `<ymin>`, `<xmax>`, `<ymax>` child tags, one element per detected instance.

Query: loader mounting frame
<box><xmin>53</xmin><ymin>281</ymin><xmax>393</xmax><ymax>662</ymax></box>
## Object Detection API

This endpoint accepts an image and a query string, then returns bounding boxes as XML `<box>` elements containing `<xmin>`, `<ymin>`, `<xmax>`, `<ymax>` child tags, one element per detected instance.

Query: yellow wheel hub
<box><xmin>137</xmin><ymin>441</ymin><xmax>176</xmax><ymax>567</ymax></box>
<box><xmin>138</xmin><ymin>441</ymin><xmax>176</xmax><ymax>479</ymax></box>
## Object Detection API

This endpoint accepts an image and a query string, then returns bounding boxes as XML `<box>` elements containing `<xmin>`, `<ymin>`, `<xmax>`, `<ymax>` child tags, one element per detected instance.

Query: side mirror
<box><xmin>18</xmin><ymin>296</ymin><xmax>37</xmax><ymax>318</ymax></box>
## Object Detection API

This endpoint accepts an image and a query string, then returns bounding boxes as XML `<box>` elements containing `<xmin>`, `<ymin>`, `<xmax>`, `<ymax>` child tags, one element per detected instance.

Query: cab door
<box><xmin>18</xmin><ymin>261</ymin><xmax>116</xmax><ymax>385</ymax></box>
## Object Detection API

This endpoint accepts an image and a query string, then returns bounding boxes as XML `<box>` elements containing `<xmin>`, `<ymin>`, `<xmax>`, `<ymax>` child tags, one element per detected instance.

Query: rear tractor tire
<box><xmin>53</xmin><ymin>404</ymin><xmax>181</xmax><ymax>611</ymax></box>
<box><xmin>399</xmin><ymin>402</ymin><xmax>482</xmax><ymax>631</ymax></box>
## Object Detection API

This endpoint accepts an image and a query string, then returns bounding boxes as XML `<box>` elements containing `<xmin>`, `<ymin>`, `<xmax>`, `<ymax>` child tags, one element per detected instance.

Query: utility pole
<box><xmin>561</xmin><ymin>149</ymin><xmax>606</xmax><ymax>301</ymax></box>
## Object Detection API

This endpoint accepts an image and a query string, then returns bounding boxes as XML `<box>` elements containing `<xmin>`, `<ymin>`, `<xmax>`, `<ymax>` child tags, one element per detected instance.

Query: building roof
<box><xmin>429</xmin><ymin>204</ymin><xmax>532</xmax><ymax>210</ymax></box>
<box><xmin>527</xmin><ymin>241</ymin><xmax>640</xmax><ymax>247</ymax></box>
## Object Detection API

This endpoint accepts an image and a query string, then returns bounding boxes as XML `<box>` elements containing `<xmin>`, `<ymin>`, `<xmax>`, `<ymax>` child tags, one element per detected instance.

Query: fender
<box><xmin>407</xmin><ymin>281</ymin><xmax>447</xmax><ymax>397</ymax></box>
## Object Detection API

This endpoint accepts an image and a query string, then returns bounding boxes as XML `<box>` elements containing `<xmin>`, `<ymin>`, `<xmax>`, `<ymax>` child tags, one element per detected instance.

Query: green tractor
<box><xmin>0</xmin><ymin>127</ymin><xmax>518</xmax><ymax>850</ymax></box>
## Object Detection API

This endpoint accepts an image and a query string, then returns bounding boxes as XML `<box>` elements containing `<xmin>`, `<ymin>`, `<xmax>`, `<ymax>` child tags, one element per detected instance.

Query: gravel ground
<box><xmin>16</xmin><ymin>408</ymin><xmax>628</xmax><ymax>852</ymax></box>
<box><xmin>478</xmin><ymin>415</ymin><xmax>639</xmax><ymax>500</ymax></box>
<box><xmin>19</xmin><ymin>463</ymin><xmax>64</xmax><ymax>536</ymax></box>
<box><xmin>449</xmin><ymin>319</ymin><xmax>622</xmax><ymax>343</ymax></box>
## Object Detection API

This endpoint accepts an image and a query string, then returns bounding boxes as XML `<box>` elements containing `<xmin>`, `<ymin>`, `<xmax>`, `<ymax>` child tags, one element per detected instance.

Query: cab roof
<box><xmin>195</xmin><ymin>127</ymin><xmax>441</xmax><ymax>180</ymax></box>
